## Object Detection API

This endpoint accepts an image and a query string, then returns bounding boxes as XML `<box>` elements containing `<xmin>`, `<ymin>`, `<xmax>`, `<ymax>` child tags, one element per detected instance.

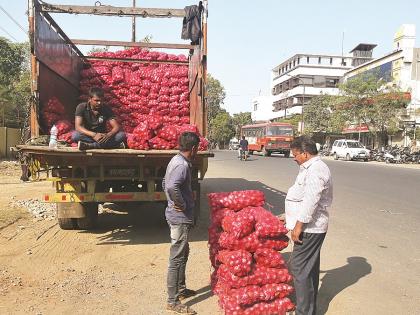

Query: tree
<box><xmin>0</xmin><ymin>38</ymin><xmax>30</xmax><ymax>128</ymax></box>
<box><xmin>232</xmin><ymin>112</ymin><xmax>252</xmax><ymax>138</ymax></box>
<box><xmin>211</xmin><ymin>110</ymin><xmax>235</xmax><ymax>147</ymax></box>
<box><xmin>304</xmin><ymin>94</ymin><xmax>345</xmax><ymax>134</ymax></box>
<box><xmin>336</xmin><ymin>73</ymin><xmax>409</xmax><ymax>146</ymax></box>
<box><xmin>274</xmin><ymin>114</ymin><xmax>302</xmax><ymax>135</ymax></box>
<box><xmin>0</xmin><ymin>37</ymin><xmax>26</xmax><ymax>86</ymax></box>
<box><xmin>206</xmin><ymin>73</ymin><xmax>226</xmax><ymax>142</ymax></box>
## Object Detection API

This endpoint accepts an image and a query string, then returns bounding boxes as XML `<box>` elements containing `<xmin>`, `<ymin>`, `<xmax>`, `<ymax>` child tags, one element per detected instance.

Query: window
<box><xmin>330</xmin><ymin>57</ymin><xmax>333</xmax><ymax>65</ymax></box>
<box><xmin>254</xmin><ymin>103</ymin><xmax>258</xmax><ymax>111</ymax></box>
<box><xmin>297</xmin><ymin>57</ymin><xmax>300</xmax><ymax>64</ymax></box>
<box><xmin>307</xmin><ymin>56</ymin><xmax>310</xmax><ymax>64</ymax></box>
<box><xmin>318</xmin><ymin>57</ymin><xmax>322</xmax><ymax>64</ymax></box>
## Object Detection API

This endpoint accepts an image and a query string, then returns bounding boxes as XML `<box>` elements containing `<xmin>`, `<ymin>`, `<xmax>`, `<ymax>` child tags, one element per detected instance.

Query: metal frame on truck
<box><xmin>16</xmin><ymin>0</ymin><xmax>211</xmax><ymax>230</ymax></box>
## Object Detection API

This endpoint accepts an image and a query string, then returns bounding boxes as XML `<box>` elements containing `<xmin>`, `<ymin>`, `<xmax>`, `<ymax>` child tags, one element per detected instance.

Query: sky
<box><xmin>1</xmin><ymin>0</ymin><xmax>420</xmax><ymax>114</ymax></box>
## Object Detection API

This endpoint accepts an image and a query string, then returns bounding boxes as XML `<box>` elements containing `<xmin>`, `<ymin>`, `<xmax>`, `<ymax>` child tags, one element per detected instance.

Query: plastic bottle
<box><xmin>49</xmin><ymin>125</ymin><xmax>58</xmax><ymax>149</ymax></box>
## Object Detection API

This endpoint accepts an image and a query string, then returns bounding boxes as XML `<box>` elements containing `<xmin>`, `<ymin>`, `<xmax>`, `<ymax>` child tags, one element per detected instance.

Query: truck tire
<box><xmin>333</xmin><ymin>153</ymin><xmax>338</xmax><ymax>160</ymax></box>
<box><xmin>284</xmin><ymin>151</ymin><xmax>290</xmax><ymax>158</ymax></box>
<box><xmin>57</xmin><ymin>217</ymin><xmax>77</xmax><ymax>230</ymax></box>
<box><xmin>76</xmin><ymin>203</ymin><xmax>99</xmax><ymax>230</ymax></box>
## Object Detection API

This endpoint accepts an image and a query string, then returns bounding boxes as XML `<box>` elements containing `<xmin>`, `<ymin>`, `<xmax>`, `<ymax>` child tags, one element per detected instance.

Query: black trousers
<box><xmin>291</xmin><ymin>232</ymin><xmax>326</xmax><ymax>315</ymax></box>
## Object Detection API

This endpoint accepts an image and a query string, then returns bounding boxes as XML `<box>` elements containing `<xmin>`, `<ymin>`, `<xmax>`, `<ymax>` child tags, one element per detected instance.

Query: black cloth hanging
<box><xmin>181</xmin><ymin>5</ymin><xmax>201</xmax><ymax>45</ymax></box>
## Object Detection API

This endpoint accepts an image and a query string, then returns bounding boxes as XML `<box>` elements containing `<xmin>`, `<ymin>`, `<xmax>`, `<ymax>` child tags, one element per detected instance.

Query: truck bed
<box><xmin>15</xmin><ymin>145</ymin><xmax>214</xmax><ymax>158</ymax></box>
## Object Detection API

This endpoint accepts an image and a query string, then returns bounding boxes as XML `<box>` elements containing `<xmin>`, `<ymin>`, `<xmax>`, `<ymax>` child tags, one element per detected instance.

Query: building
<box><xmin>251</xmin><ymin>95</ymin><xmax>280</xmax><ymax>122</ymax></box>
<box><xmin>344</xmin><ymin>24</ymin><xmax>420</xmax><ymax>146</ymax></box>
<box><xmin>270</xmin><ymin>46</ymin><xmax>375</xmax><ymax>118</ymax></box>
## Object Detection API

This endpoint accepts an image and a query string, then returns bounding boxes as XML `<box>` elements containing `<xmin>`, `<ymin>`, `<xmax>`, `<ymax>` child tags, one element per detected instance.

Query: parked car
<box><xmin>331</xmin><ymin>139</ymin><xmax>370</xmax><ymax>161</ymax></box>
<box><xmin>229</xmin><ymin>138</ymin><xmax>240</xmax><ymax>150</ymax></box>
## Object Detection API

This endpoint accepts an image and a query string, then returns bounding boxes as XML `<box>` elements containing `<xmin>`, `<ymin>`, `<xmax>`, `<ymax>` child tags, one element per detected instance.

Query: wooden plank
<box><xmin>85</xmin><ymin>56</ymin><xmax>189</xmax><ymax>65</ymax></box>
<box><xmin>40</xmin><ymin>3</ymin><xmax>185</xmax><ymax>18</ymax></box>
<box><xmin>71</xmin><ymin>39</ymin><xmax>196</xmax><ymax>50</ymax></box>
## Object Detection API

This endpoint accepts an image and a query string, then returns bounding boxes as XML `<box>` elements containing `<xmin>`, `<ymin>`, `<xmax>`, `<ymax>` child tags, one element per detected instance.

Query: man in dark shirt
<box><xmin>72</xmin><ymin>87</ymin><xmax>126</xmax><ymax>150</ymax></box>
<box><xmin>162</xmin><ymin>132</ymin><xmax>199</xmax><ymax>315</ymax></box>
<box><xmin>238</xmin><ymin>135</ymin><xmax>249</xmax><ymax>158</ymax></box>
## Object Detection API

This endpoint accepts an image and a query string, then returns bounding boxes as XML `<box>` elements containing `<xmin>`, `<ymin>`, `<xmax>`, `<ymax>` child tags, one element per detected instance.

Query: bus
<box><xmin>241</xmin><ymin>122</ymin><xmax>294</xmax><ymax>157</ymax></box>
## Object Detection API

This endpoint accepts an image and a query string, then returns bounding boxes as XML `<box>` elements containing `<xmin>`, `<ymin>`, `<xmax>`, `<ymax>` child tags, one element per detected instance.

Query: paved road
<box><xmin>203</xmin><ymin>150</ymin><xmax>420</xmax><ymax>315</ymax></box>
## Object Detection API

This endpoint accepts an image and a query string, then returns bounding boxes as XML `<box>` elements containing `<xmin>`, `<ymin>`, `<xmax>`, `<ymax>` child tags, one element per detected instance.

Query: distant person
<box><xmin>163</xmin><ymin>132</ymin><xmax>199</xmax><ymax>315</ymax></box>
<box><xmin>72</xmin><ymin>87</ymin><xmax>126</xmax><ymax>150</ymax></box>
<box><xmin>285</xmin><ymin>136</ymin><xmax>333</xmax><ymax>315</ymax></box>
<box><xmin>238</xmin><ymin>135</ymin><xmax>249</xmax><ymax>158</ymax></box>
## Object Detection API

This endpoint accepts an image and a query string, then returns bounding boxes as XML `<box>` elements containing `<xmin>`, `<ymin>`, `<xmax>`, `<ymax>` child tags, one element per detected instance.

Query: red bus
<box><xmin>241</xmin><ymin>122</ymin><xmax>294</xmax><ymax>157</ymax></box>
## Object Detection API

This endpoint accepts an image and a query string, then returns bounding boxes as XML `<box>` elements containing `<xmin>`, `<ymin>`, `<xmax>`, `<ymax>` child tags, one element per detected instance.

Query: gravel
<box><xmin>9</xmin><ymin>196</ymin><xmax>106</xmax><ymax>219</ymax></box>
<box><xmin>9</xmin><ymin>197</ymin><xmax>56</xmax><ymax>219</ymax></box>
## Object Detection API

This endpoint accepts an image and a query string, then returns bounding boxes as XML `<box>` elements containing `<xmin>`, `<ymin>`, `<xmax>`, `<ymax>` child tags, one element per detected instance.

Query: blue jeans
<box><xmin>167</xmin><ymin>223</ymin><xmax>192</xmax><ymax>304</ymax></box>
<box><xmin>71</xmin><ymin>131</ymin><xmax>126</xmax><ymax>149</ymax></box>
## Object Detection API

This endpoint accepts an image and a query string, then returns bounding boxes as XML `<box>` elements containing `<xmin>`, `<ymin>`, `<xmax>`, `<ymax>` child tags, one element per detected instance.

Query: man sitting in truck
<box><xmin>72</xmin><ymin>87</ymin><xmax>126</xmax><ymax>150</ymax></box>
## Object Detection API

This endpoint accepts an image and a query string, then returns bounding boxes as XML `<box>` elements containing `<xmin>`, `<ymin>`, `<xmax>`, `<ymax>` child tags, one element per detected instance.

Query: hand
<box><xmin>173</xmin><ymin>205</ymin><xmax>184</xmax><ymax>212</ymax></box>
<box><xmin>93</xmin><ymin>133</ymin><xmax>105</xmax><ymax>142</ymax></box>
<box><xmin>98</xmin><ymin>132</ymin><xmax>113</xmax><ymax>144</ymax></box>
<box><xmin>291</xmin><ymin>222</ymin><xmax>304</xmax><ymax>244</ymax></box>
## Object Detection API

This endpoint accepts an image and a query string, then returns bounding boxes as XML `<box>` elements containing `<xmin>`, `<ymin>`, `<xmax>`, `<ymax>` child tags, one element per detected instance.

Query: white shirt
<box><xmin>285</xmin><ymin>156</ymin><xmax>333</xmax><ymax>233</ymax></box>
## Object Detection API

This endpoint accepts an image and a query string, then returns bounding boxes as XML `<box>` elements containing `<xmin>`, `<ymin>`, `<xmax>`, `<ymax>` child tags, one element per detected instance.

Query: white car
<box><xmin>331</xmin><ymin>139</ymin><xmax>370</xmax><ymax>162</ymax></box>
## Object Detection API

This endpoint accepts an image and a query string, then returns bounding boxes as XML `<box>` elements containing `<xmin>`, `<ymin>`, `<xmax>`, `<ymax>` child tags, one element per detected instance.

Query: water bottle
<box><xmin>49</xmin><ymin>124</ymin><xmax>58</xmax><ymax>149</ymax></box>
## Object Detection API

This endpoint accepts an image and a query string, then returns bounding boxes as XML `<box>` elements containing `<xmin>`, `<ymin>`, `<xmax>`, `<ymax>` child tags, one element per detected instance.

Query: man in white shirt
<box><xmin>285</xmin><ymin>136</ymin><xmax>333</xmax><ymax>315</ymax></box>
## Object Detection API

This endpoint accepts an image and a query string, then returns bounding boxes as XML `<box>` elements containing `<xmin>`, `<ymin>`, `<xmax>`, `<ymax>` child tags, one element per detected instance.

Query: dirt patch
<box><xmin>0</xmin><ymin>160</ymin><xmax>220</xmax><ymax>315</ymax></box>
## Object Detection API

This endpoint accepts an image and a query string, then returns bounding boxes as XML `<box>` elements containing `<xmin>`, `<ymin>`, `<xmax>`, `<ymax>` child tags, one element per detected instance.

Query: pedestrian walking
<box><xmin>163</xmin><ymin>132</ymin><xmax>200</xmax><ymax>315</ymax></box>
<box><xmin>285</xmin><ymin>136</ymin><xmax>333</xmax><ymax>315</ymax></box>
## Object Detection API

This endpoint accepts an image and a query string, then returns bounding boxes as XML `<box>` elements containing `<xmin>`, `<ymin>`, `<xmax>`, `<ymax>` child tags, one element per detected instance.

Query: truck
<box><xmin>15</xmin><ymin>0</ymin><xmax>212</xmax><ymax>230</ymax></box>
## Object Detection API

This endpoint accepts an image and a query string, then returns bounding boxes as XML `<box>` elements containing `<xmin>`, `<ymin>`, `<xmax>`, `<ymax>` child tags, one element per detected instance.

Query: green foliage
<box><xmin>335</xmin><ymin>73</ymin><xmax>409</xmax><ymax>145</ymax></box>
<box><xmin>0</xmin><ymin>37</ymin><xmax>26</xmax><ymax>85</ymax></box>
<box><xmin>304</xmin><ymin>94</ymin><xmax>346</xmax><ymax>134</ymax></box>
<box><xmin>0</xmin><ymin>38</ymin><xmax>31</xmax><ymax>128</ymax></box>
<box><xmin>211</xmin><ymin>110</ymin><xmax>235</xmax><ymax>145</ymax></box>
<box><xmin>232</xmin><ymin>112</ymin><xmax>252</xmax><ymax>137</ymax></box>
<box><xmin>274</xmin><ymin>114</ymin><xmax>302</xmax><ymax>134</ymax></box>
<box><xmin>206</xmin><ymin>73</ymin><xmax>227</xmax><ymax>142</ymax></box>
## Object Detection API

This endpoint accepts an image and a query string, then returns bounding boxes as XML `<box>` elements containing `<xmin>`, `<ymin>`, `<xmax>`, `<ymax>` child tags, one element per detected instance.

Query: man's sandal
<box><xmin>166</xmin><ymin>303</ymin><xmax>197</xmax><ymax>315</ymax></box>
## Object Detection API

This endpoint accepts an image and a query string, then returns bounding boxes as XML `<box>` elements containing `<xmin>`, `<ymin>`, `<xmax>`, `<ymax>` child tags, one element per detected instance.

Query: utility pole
<box><xmin>131</xmin><ymin>0</ymin><xmax>136</xmax><ymax>42</ymax></box>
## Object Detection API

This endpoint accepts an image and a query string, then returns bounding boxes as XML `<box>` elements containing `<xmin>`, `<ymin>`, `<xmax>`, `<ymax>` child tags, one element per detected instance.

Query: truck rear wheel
<box><xmin>77</xmin><ymin>203</ymin><xmax>99</xmax><ymax>230</ymax></box>
<box><xmin>57</xmin><ymin>217</ymin><xmax>77</xmax><ymax>230</ymax></box>
<box><xmin>284</xmin><ymin>151</ymin><xmax>290</xmax><ymax>158</ymax></box>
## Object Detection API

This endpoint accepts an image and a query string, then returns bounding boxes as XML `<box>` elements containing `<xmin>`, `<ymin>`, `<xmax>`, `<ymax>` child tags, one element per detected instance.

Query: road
<box><xmin>205</xmin><ymin>150</ymin><xmax>420</xmax><ymax>314</ymax></box>
<box><xmin>0</xmin><ymin>153</ymin><xmax>419</xmax><ymax>315</ymax></box>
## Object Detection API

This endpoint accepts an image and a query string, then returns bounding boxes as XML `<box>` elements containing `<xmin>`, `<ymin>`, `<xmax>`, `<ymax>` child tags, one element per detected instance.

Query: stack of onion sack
<box><xmin>78</xmin><ymin>47</ymin><xmax>208</xmax><ymax>150</ymax></box>
<box><xmin>41</xmin><ymin>97</ymin><xmax>75</xmax><ymax>144</ymax></box>
<box><xmin>208</xmin><ymin>190</ymin><xmax>295</xmax><ymax>315</ymax></box>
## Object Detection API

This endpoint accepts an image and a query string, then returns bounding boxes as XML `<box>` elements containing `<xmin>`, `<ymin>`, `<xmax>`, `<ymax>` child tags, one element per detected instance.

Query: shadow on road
<box><xmin>317</xmin><ymin>256</ymin><xmax>372</xmax><ymax>314</ymax></box>
<box><xmin>81</xmin><ymin>178</ymin><xmax>287</xmax><ymax>246</ymax></box>
<box><xmin>185</xmin><ymin>285</ymin><xmax>213</xmax><ymax>306</ymax></box>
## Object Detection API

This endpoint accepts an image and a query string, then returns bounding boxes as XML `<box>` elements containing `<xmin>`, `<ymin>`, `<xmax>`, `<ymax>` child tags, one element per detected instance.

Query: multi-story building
<box><xmin>343</xmin><ymin>24</ymin><xmax>420</xmax><ymax>146</ymax></box>
<box><xmin>270</xmin><ymin>45</ymin><xmax>375</xmax><ymax>118</ymax></box>
<box><xmin>251</xmin><ymin>95</ymin><xmax>281</xmax><ymax>122</ymax></box>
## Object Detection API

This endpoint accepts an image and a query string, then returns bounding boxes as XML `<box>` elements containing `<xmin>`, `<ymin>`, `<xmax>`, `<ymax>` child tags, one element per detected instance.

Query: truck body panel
<box><xmin>19</xmin><ymin>0</ymin><xmax>210</xmax><ymax>229</ymax></box>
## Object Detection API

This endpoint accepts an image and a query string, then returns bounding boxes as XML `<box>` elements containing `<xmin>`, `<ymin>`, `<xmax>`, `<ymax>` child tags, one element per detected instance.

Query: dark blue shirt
<box><xmin>240</xmin><ymin>139</ymin><xmax>248</xmax><ymax>151</ymax></box>
<box><xmin>163</xmin><ymin>153</ymin><xmax>194</xmax><ymax>224</ymax></box>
